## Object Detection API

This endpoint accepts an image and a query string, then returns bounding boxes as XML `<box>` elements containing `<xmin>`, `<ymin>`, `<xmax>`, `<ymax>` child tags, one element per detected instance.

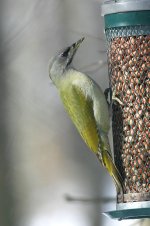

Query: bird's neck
<box><xmin>50</xmin><ymin>61</ymin><xmax>66</xmax><ymax>87</ymax></box>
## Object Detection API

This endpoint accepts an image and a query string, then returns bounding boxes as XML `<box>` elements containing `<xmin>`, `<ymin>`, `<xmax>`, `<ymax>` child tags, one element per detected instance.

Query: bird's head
<box><xmin>49</xmin><ymin>37</ymin><xmax>85</xmax><ymax>85</ymax></box>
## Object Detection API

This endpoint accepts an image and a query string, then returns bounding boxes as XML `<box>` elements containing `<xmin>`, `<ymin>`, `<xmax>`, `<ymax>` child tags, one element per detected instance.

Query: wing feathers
<box><xmin>60</xmin><ymin>80</ymin><xmax>100</xmax><ymax>154</ymax></box>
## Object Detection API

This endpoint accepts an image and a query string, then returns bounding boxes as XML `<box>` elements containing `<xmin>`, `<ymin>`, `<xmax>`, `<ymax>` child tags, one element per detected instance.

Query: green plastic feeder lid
<box><xmin>101</xmin><ymin>0</ymin><xmax>150</xmax><ymax>16</ymax></box>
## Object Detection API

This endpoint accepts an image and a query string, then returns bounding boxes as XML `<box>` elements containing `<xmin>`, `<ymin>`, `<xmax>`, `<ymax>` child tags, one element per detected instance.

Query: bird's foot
<box><xmin>112</xmin><ymin>89</ymin><xmax>123</xmax><ymax>105</ymax></box>
<box><xmin>104</xmin><ymin>87</ymin><xmax>123</xmax><ymax>106</ymax></box>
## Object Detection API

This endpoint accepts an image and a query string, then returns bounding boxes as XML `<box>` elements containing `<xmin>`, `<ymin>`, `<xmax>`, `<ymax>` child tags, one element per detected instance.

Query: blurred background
<box><xmin>0</xmin><ymin>0</ymin><xmax>149</xmax><ymax>226</ymax></box>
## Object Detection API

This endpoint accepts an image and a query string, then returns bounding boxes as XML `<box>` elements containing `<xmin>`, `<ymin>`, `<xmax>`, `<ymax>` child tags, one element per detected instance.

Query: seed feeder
<box><xmin>101</xmin><ymin>0</ymin><xmax>150</xmax><ymax>220</ymax></box>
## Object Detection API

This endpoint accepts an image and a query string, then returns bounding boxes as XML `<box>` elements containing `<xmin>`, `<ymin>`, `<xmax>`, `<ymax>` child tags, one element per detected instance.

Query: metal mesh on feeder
<box><xmin>107</xmin><ymin>31</ymin><xmax>150</xmax><ymax>201</ymax></box>
<box><xmin>102</xmin><ymin>0</ymin><xmax>150</xmax><ymax>204</ymax></box>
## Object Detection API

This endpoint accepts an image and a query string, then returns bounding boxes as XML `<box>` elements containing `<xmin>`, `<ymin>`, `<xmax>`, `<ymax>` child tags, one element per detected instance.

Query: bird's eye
<box><xmin>61</xmin><ymin>47</ymin><xmax>70</xmax><ymax>58</ymax></box>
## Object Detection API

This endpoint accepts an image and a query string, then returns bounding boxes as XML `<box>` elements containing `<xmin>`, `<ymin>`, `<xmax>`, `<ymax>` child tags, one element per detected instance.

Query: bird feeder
<box><xmin>101</xmin><ymin>0</ymin><xmax>150</xmax><ymax>220</ymax></box>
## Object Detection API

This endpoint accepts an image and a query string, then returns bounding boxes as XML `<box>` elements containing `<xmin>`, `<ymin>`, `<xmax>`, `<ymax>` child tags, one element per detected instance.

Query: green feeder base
<box><xmin>103</xmin><ymin>201</ymin><xmax>150</xmax><ymax>221</ymax></box>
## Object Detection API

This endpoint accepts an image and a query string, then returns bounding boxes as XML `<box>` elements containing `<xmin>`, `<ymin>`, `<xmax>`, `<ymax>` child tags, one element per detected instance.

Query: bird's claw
<box><xmin>104</xmin><ymin>87</ymin><xmax>123</xmax><ymax>106</ymax></box>
<box><xmin>112</xmin><ymin>89</ymin><xmax>123</xmax><ymax>106</ymax></box>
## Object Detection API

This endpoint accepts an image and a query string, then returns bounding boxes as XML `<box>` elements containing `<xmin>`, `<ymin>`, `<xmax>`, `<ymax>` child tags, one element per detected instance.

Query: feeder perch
<box><xmin>101</xmin><ymin>0</ymin><xmax>150</xmax><ymax>220</ymax></box>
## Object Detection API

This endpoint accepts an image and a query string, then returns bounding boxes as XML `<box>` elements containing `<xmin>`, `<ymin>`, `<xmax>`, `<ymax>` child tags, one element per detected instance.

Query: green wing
<box><xmin>59</xmin><ymin>77</ymin><xmax>124</xmax><ymax>196</ymax></box>
<box><xmin>60</xmin><ymin>83</ymin><xmax>100</xmax><ymax>154</ymax></box>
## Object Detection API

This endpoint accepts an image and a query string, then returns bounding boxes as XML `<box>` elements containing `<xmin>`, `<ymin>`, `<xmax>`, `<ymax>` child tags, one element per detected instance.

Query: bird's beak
<box><xmin>62</xmin><ymin>37</ymin><xmax>85</xmax><ymax>66</ymax></box>
<box><xmin>71</xmin><ymin>37</ymin><xmax>85</xmax><ymax>52</ymax></box>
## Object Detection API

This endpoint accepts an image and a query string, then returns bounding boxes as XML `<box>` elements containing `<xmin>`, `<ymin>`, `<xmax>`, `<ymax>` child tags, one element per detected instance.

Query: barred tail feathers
<box><xmin>96</xmin><ymin>131</ymin><xmax>124</xmax><ymax>198</ymax></box>
<box><xmin>104</xmin><ymin>151</ymin><xmax>123</xmax><ymax>194</ymax></box>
